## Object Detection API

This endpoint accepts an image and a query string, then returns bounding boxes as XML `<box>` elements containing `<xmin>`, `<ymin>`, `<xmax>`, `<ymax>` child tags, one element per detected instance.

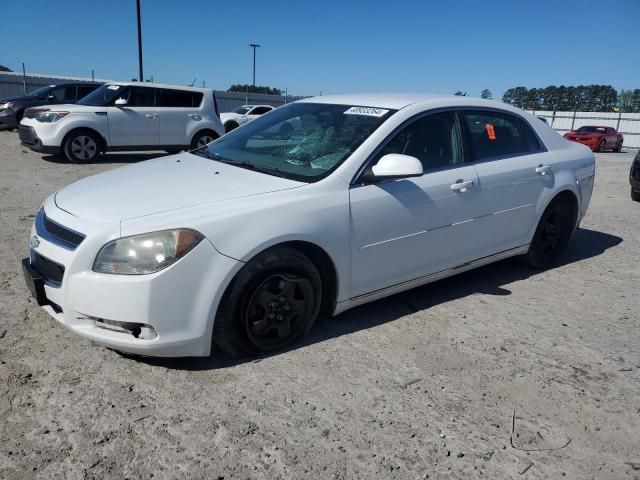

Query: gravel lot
<box><xmin>0</xmin><ymin>130</ymin><xmax>638</xmax><ymax>479</ymax></box>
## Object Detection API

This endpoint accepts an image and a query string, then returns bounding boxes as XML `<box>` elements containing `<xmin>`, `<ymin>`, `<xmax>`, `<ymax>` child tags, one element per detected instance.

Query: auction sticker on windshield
<box><xmin>344</xmin><ymin>106</ymin><xmax>389</xmax><ymax>117</ymax></box>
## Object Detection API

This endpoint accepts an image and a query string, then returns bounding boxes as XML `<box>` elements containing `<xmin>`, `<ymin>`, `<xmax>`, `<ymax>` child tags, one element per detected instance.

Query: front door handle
<box><xmin>451</xmin><ymin>179</ymin><xmax>474</xmax><ymax>192</ymax></box>
<box><xmin>145</xmin><ymin>113</ymin><xmax>158</xmax><ymax>119</ymax></box>
<box><xmin>535</xmin><ymin>164</ymin><xmax>551</xmax><ymax>175</ymax></box>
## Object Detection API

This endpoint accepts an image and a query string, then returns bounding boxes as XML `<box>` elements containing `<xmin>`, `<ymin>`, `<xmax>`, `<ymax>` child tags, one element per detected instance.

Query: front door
<box><xmin>106</xmin><ymin>86</ymin><xmax>159</xmax><ymax>147</ymax></box>
<box><xmin>349</xmin><ymin>110</ymin><xmax>484</xmax><ymax>298</ymax></box>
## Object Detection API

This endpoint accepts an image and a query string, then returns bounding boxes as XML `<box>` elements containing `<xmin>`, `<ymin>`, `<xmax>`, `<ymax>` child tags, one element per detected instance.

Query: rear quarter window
<box><xmin>156</xmin><ymin>89</ymin><xmax>203</xmax><ymax>108</ymax></box>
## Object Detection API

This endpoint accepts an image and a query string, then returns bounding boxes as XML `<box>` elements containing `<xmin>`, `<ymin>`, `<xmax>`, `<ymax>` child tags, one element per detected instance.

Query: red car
<box><xmin>564</xmin><ymin>126</ymin><xmax>623</xmax><ymax>152</ymax></box>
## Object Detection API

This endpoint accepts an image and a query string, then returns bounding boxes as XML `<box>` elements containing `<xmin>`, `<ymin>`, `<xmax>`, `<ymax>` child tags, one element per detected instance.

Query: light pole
<box><xmin>249</xmin><ymin>43</ymin><xmax>260</xmax><ymax>88</ymax></box>
<box><xmin>136</xmin><ymin>0</ymin><xmax>144</xmax><ymax>82</ymax></box>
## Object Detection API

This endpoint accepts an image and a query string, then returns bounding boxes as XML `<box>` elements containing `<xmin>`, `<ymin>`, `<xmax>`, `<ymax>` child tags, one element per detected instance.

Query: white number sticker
<box><xmin>107</xmin><ymin>85</ymin><xmax>120</xmax><ymax>90</ymax></box>
<box><xmin>344</xmin><ymin>106</ymin><xmax>389</xmax><ymax>117</ymax></box>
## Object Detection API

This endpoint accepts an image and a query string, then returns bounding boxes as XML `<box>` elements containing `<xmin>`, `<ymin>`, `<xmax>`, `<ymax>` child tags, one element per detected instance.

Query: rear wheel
<box><xmin>213</xmin><ymin>246</ymin><xmax>322</xmax><ymax>357</ymax></box>
<box><xmin>525</xmin><ymin>196</ymin><xmax>575</xmax><ymax>269</ymax></box>
<box><xmin>632</xmin><ymin>189</ymin><xmax>640</xmax><ymax>202</ymax></box>
<box><xmin>63</xmin><ymin>130</ymin><xmax>101</xmax><ymax>163</ymax></box>
<box><xmin>597</xmin><ymin>139</ymin><xmax>606</xmax><ymax>152</ymax></box>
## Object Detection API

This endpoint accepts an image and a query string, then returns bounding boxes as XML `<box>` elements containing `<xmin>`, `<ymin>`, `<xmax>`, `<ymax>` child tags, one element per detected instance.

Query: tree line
<box><xmin>501</xmin><ymin>85</ymin><xmax>640</xmax><ymax>113</ymax></box>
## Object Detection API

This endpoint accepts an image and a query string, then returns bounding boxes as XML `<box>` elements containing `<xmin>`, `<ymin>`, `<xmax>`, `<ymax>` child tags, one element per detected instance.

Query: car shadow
<box><xmin>128</xmin><ymin>227</ymin><xmax>622</xmax><ymax>371</ymax></box>
<box><xmin>40</xmin><ymin>152</ymin><xmax>171</xmax><ymax>164</ymax></box>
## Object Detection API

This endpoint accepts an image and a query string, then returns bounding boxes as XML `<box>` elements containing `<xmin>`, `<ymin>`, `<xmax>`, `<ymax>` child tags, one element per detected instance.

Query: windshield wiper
<box><xmin>199</xmin><ymin>151</ymin><xmax>289</xmax><ymax>178</ymax></box>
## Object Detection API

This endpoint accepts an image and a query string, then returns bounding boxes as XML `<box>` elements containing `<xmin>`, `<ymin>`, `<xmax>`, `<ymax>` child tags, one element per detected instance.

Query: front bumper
<box><xmin>565</xmin><ymin>137</ymin><xmax>600</xmax><ymax>151</ymax></box>
<box><xmin>0</xmin><ymin>108</ymin><xmax>18</xmax><ymax>129</ymax></box>
<box><xmin>18</xmin><ymin>125</ymin><xmax>61</xmax><ymax>155</ymax></box>
<box><xmin>22</xmin><ymin>200</ymin><xmax>242</xmax><ymax>357</ymax></box>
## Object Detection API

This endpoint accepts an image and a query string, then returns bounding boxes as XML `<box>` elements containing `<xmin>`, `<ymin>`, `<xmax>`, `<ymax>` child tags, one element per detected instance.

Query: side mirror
<box><xmin>47</xmin><ymin>94</ymin><xmax>56</xmax><ymax>101</ymax></box>
<box><xmin>114</xmin><ymin>98</ymin><xmax>128</xmax><ymax>106</ymax></box>
<box><xmin>365</xmin><ymin>154</ymin><xmax>423</xmax><ymax>182</ymax></box>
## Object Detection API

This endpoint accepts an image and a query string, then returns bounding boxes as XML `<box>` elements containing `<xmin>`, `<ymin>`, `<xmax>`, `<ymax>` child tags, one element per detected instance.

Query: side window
<box><xmin>371</xmin><ymin>111</ymin><xmax>464</xmax><ymax>173</ymax></box>
<box><xmin>463</xmin><ymin>111</ymin><xmax>526</xmax><ymax>160</ymax></box>
<box><xmin>128</xmin><ymin>86</ymin><xmax>156</xmax><ymax>107</ymax></box>
<box><xmin>156</xmin><ymin>89</ymin><xmax>201</xmax><ymax>107</ymax></box>
<box><xmin>251</xmin><ymin>106</ymin><xmax>272</xmax><ymax>115</ymax></box>
<box><xmin>77</xmin><ymin>85</ymin><xmax>97</xmax><ymax>100</ymax></box>
<box><xmin>49</xmin><ymin>86</ymin><xmax>77</xmax><ymax>102</ymax></box>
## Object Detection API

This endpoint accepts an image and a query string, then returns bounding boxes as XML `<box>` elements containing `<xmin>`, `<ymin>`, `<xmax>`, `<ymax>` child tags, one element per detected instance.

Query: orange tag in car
<box><xmin>486</xmin><ymin>124</ymin><xmax>496</xmax><ymax>140</ymax></box>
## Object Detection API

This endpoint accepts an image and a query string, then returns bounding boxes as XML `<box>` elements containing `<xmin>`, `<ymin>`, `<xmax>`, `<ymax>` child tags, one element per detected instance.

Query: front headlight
<box><xmin>34</xmin><ymin>111</ymin><xmax>69</xmax><ymax>123</ymax></box>
<box><xmin>93</xmin><ymin>229</ymin><xmax>204</xmax><ymax>275</ymax></box>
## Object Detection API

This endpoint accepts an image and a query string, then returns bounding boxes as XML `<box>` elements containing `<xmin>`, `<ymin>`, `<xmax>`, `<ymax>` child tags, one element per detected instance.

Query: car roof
<box><xmin>297</xmin><ymin>93</ymin><xmax>514</xmax><ymax>111</ymax></box>
<box><xmin>107</xmin><ymin>81</ymin><xmax>211</xmax><ymax>93</ymax></box>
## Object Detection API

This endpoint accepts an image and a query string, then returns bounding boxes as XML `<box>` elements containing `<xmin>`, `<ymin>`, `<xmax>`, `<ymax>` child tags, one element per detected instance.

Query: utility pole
<box><xmin>136</xmin><ymin>0</ymin><xmax>144</xmax><ymax>82</ymax></box>
<box><xmin>249</xmin><ymin>43</ymin><xmax>260</xmax><ymax>88</ymax></box>
<box><xmin>21</xmin><ymin>62</ymin><xmax>27</xmax><ymax>94</ymax></box>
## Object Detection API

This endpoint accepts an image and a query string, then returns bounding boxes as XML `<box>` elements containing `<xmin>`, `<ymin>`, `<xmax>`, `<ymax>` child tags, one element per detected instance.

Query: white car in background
<box><xmin>19</xmin><ymin>82</ymin><xmax>224</xmax><ymax>163</ymax></box>
<box><xmin>220</xmin><ymin>104</ymin><xmax>274</xmax><ymax>133</ymax></box>
<box><xmin>22</xmin><ymin>94</ymin><xmax>595</xmax><ymax>358</ymax></box>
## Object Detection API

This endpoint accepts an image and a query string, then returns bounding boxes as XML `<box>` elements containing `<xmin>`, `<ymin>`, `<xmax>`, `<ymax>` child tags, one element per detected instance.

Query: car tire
<box><xmin>615</xmin><ymin>141</ymin><xmax>623</xmax><ymax>153</ymax></box>
<box><xmin>189</xmin><ymin>130</ymin><xmax>219</xmax><ymax>150</ymax></box>
<box><xmin>63</xmin><ymin>130</ymin><xmax>101</xmax><ymax>163</ymax></box>
<box><xmin>632</xmin><ymin>189</ymin><xmax>640</xmax><ymax>202</ymax></box>
<box><xmin>224</xmin><ymin>122</ymin><xmax>239</xmax><ymax>134</ymax></box>
<box><xmin>213</xmin><ymin>246</ymin><xmax>323</xmax><ymax>357</ymax></box>
<box><xmin>524</xmin><ymin>195</ymin><xmax>575</xmax><ymax>269</ymax></box>
<box><xmin>597</xmin><ymin>139</ymin><xmax>606</xmax><ymax>152</ymax></box>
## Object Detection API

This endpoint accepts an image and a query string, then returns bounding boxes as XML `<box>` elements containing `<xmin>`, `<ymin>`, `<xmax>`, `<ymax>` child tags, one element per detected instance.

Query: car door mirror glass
<box><xmin>369</xmin><ymin>154</ymin><xmax>423</xmax><ymax>181</ymax></box>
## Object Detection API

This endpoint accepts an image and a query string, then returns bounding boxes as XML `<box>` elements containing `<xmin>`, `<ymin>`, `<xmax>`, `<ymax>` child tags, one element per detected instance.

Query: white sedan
<box><xmin>220</xmin><ymin>104</ymin><xmax>274</xmax><ymax>133</ymax></box>
<box><xmin>22</xmin><ymin>94</ymin><xmax>595</xmax><ymax>357</ymax></box>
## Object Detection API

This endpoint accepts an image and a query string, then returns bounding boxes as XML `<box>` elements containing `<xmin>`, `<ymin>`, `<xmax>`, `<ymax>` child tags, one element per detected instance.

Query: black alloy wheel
<box><xmin>525</xmin><ymin>196</ymin><xmax>575</xmax><ymax>269</ymax></box>
<box><xmin>243</xmin><ymin>273</ymin><xmax>315</xmax><ymax>351</ymax></box>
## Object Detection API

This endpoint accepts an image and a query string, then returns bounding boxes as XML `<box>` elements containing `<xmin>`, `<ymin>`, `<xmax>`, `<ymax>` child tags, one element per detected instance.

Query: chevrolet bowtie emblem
<box><xmin>30</xmin><ymin>235</ymin><xmax>40</xmax><ymax>249</ymax></box>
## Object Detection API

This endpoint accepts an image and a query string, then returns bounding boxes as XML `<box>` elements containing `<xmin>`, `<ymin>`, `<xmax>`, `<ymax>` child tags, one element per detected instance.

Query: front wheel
<box><xmin>525</xmin><ymin>196</ymin><xmax>575</xmax><ymax>269</ymax></box>
<box><xmin>615</xmin><ymin>141</ymin><xmax>623</xmax><ymax>153</ymax></box>
<box><xmin>213</xmin><ymin>246</ymin><xmax>322</xmax><ymax>357</ymax></box>
<box><xmin>63</xmin><ymin>130</ymin><xmax>101</xmax><ymax>163</ymax></box>
<box><xmin>632</xmin><ymin>189</ymin><xmax>640</xmax><ymax>202</ymax></box>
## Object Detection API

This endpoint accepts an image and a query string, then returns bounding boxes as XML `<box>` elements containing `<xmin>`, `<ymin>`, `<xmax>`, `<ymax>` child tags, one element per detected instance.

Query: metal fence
<box><xmin>0</xmin><ymin>71</ymin><xmax>304</xmax><ymax>112</ymax></box>
<box><xmin>530</xmin><ymin>110</ymin><xmax>640</xmax><ymax>148</ymax></box>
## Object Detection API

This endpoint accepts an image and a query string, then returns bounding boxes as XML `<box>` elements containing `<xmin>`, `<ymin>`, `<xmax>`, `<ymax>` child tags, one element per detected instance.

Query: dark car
<box><xmin>563</xmin><ymin>125</ymin><xmax>623</xmax><ymax>152</ymax></box>
<box><xmin>0</xmin><ymin>82</ymin><xmax>102</xmax><ymax>130</ymax></box>
<box><xmin>630</xmin><ymin>149</ymin><xmax>640</xmax><ymax>202</ymax></box>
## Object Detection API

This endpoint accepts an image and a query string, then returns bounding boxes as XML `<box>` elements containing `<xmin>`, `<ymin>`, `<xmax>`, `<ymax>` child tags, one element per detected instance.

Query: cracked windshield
<box><xmin>201</xmin><ymin>103</ymin><xmax>395</xmax><ymax>181</ymax></box>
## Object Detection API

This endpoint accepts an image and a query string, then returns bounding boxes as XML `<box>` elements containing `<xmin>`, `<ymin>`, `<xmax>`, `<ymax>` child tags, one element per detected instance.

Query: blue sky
<box><xmin>3</xmin><ymin>0</ymin><xmax>639</xmax><ymax>99</ymax></box>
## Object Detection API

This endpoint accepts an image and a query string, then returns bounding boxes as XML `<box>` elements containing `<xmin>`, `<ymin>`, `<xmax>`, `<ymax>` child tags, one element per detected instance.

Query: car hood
<box><xmin>1</xmin><ymin>95</ymin><xmax>38</xmax><ymax>105</ymax></box>
<box><xmin>54</xmin><ymin>152</ymin><xmax>305</xmax><ymax>223</ymax></box>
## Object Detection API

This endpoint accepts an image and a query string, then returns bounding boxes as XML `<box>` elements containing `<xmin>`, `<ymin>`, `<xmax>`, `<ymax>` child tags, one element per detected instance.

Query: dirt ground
<box><xmin>0</xmin><ymin>129</ymin><xmax>638</xmax><ymax>479</ymax></box>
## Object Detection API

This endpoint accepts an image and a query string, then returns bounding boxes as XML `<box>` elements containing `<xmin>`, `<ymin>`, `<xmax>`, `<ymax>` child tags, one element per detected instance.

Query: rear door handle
<box><xmin>188</xmin><ymin>113</ymin><xmax>201</xmax><ymax>120</ymax></box>
<box><xmin>451</xmin><ymin>179</ymin><xmax>474</xmax><ymax>192</ymax></box>
<box><xmin>145</xmin><ymin>113</ymin><xmax>157</xmax><ymax>119</ymax></box>
<box><xmin>535</xmin><ymin>164</ymin><xmax>551</xmax><ymax>175</ymax></box>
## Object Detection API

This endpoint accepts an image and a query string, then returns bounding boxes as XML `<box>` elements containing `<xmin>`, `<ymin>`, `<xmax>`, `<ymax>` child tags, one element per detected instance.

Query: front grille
<box><xmin>30</xmin><ymin>250</ymin><xmax>65</xmax><ymax>285</ymax></box>
<box><xmin>18</xmin><ymin>125</ymin><xmax>36</xmax><ymax>145</ymax></box>
<box><xmin>35</xmin><ymin>207</ymin><xmax>85</xmax><ymax>250</ymax></box>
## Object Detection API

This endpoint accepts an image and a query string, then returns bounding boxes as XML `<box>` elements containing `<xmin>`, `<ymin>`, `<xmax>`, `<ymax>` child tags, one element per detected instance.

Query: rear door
<box><xmin>106</xmin><ymin>86</ymin><xmax>159</xmax><ymax>146</ymax></box>
<box><xmin>156</xmin><ymin>88</ymin><xmax>204</xmax><ymax>146</ymax></box>
<box><xmin>462</xmin><ymin>110</ymin><xmax>555</xmax><ymax>255</ymax></box>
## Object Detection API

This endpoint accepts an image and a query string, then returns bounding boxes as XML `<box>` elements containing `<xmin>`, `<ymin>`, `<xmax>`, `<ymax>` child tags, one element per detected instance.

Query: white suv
<box><xmin>19</xmin><ymin>82</ymin><xmax>224</xmax><ymax>163</ymax></box>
